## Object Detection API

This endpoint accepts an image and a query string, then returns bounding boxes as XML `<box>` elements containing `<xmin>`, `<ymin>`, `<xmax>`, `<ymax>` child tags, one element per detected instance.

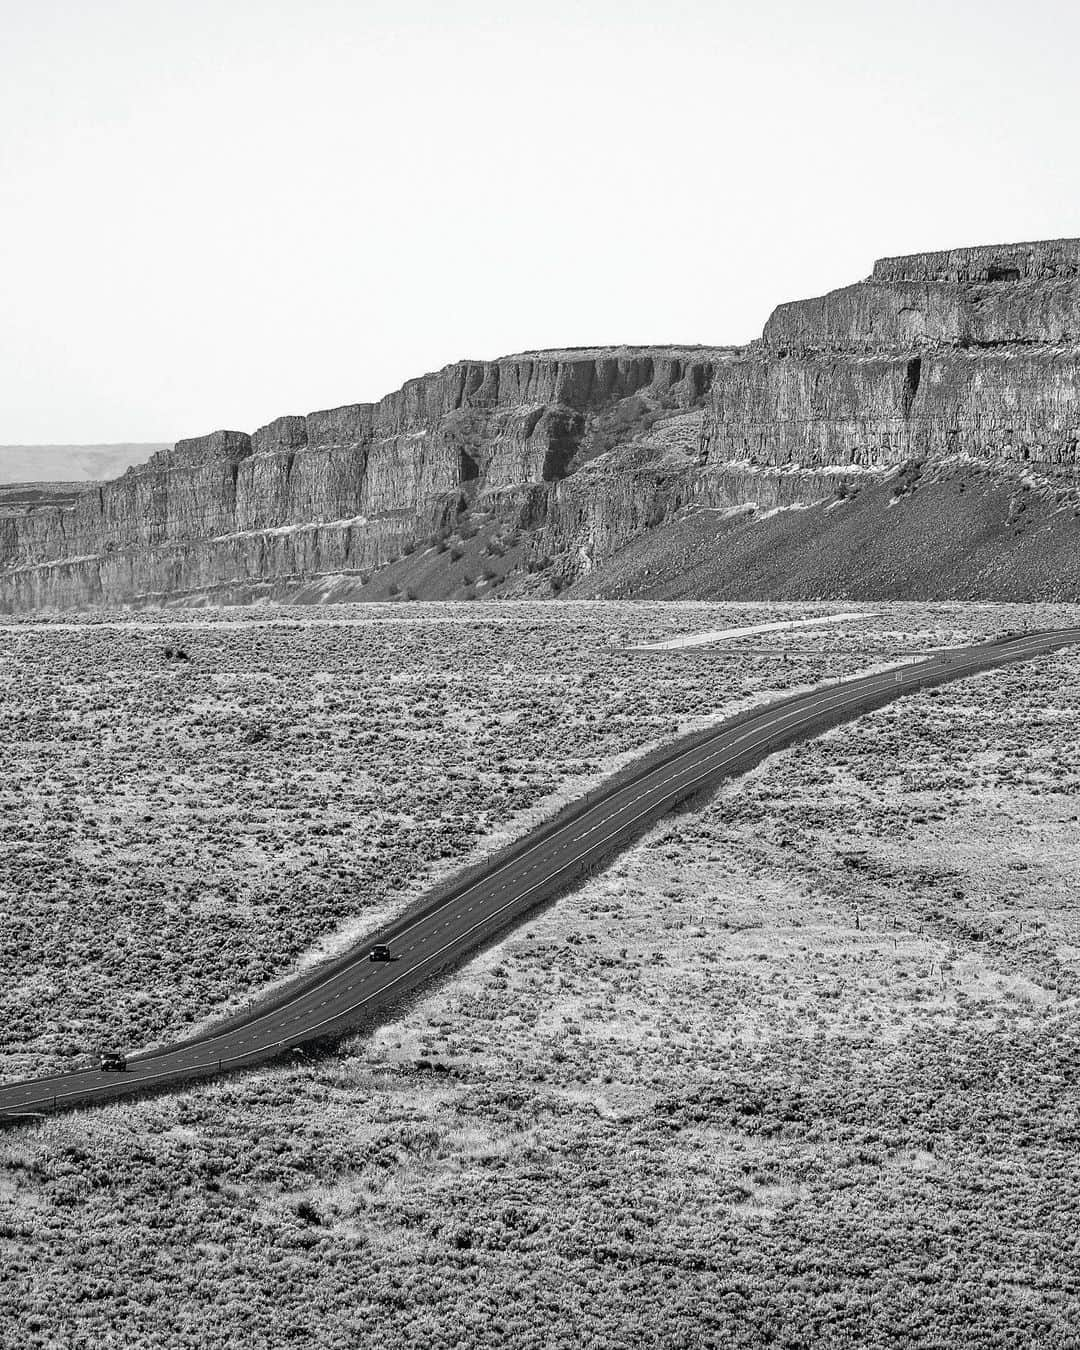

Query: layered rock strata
<box><xmin>4</xmin><ymin>237</ymin><xmax>1080</xmax><ymax>610</ymax></box>
<box><xmin>708</xmin><ymin>238</ymin><xmax>1080</xmax><ymax>472</ymax></box>
<box><xmin>0</xmin><ymin>350</ymin><xmax>734</xmax><ymax>609</ymax></box>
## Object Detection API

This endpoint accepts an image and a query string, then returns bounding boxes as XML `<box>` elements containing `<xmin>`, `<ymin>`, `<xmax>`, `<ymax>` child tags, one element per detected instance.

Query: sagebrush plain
<box><xmin>1</xmin><ymin>601</ymin><xmax>1078</xmax><ymax>1348</ymax></box>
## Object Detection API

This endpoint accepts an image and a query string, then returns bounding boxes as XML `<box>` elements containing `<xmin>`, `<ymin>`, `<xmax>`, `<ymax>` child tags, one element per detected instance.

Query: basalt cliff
<box><xmin>5</xmin><ymin>236</ymin><xmax>1080</xmax><ymax>611</ymax></box>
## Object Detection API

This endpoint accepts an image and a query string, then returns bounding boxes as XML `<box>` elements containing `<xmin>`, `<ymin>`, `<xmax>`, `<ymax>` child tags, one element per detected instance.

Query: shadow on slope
<box><xmin>571</xmin><ymin>464</ymin><xmax>1080</xmax><ymax>603</ymax></box>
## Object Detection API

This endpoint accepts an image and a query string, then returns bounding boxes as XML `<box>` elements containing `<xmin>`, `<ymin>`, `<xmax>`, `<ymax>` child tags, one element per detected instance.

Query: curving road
<box><xmin>2</xmin><ymin>626</ymin><xmax>1077</xmax><ymax>1123</ymax></box>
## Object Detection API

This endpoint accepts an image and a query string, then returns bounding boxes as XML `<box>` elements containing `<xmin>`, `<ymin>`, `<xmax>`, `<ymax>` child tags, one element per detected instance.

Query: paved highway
<box><xmin>2</xmin><ymin>626</ymin><xmax>1077</xmax><ymax>1122</ymax></box>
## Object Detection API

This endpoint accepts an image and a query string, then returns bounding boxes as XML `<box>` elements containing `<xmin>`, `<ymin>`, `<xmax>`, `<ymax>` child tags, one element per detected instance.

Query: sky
<box><xmin>3</xmin><ymin>0</ymin><xmax>1079</xmax><ymax>444</ymax></box>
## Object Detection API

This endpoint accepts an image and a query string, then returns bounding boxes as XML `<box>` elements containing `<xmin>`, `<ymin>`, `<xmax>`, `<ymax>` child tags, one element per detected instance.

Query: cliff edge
<box><xmin>4</xmin><ymin>238</ymin><xmax>1080</xmax><ymax>611</ymax></box>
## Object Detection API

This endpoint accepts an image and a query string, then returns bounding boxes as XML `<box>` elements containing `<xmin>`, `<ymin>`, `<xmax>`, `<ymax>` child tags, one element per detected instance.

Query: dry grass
<box><xmin>1</xmin><ymin>600</ymin><xmax>1079</xmax><ymax>1347</ymax></box>
<box><xmin>0</xmin><ymin>598</ymin><xmax>987</xmax><ymax>1076</ymax></box>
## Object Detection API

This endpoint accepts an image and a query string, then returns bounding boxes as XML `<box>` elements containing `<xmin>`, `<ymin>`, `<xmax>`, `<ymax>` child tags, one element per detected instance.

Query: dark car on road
<box><xmin>369</xmin><ymin>943</ymin><xmax>395</xmax><ymax>963</ymax></box>
<box><xmin>98</xmin><ymin>1050</ymin><xmax>127</xmax><ymax>1072</ymax></box>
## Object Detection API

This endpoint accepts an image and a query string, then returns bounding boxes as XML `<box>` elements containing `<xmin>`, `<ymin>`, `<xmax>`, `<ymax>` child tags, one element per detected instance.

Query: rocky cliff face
<box><xmin>708</xmin><ymin>238</ymin><xmax>1080</xmax><ymax>473</ymax></box>
<box><xmin>5</xmin><ymin>237</ymin><xmax>1080</xmax><ymax>611</ymax></box>
<box><xmin>0</xmin><ymin>350</ymin><xmax>734</xmax><ymax>609</ymax></box>
<box><xmin>705</xmin><ymin>347</ymin><xmax>1080</xmax><ymax>469</ymax></box>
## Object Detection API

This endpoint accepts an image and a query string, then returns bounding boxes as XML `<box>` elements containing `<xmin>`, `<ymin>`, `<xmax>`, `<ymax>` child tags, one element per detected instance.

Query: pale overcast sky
<box><xmin>2</xmin><ymin>0</ymin><xmax>1078</xmax><ymax>443</ymax></box>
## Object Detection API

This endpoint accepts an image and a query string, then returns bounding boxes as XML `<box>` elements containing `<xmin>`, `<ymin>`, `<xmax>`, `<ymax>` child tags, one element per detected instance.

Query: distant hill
<box><xmin>0</xmin><ymin>445</ymin><xmax>169</xmax><ymax>485</ymax></box>
<box><xmin>0</xmin><ymin>482</ymin><xmax>89</xmax><ymax>518</ymax></box>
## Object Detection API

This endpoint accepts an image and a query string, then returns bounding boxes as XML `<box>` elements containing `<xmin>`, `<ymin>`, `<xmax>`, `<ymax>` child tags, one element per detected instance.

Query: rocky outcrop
<box><xmin>872</xmin><ymin>238</ymin><xmax>1080</xmax><ymax>284</ymax></box>
<box><xmin>708</xmin><ymin>240</ymin><xmax>1080</xmax><ymax>474</ymax></box>
<box><xmin>705</xmin><ymin>347</ymin><xmax>1080</xmax><ymax>469</ymax></box>
<box><xmin>1</xmin><ymin>349</ymin><xmax>733</xmax><ymax>609</ymax></box>
<box><xmin>763</xmin><ymin>279</ymin><xmax>1080</xmax><ymax>348</ymax></box>
<box><xmin>5</xmin><ymin>237</ymin><xmax>1080</xmax><ymax>611</ymax></box>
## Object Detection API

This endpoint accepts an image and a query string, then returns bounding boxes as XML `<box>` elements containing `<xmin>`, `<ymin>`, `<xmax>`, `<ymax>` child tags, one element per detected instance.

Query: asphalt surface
<box><xmin>2</xmin><ymin>626</ymin><xmax>1077</xmax><ymax>1123</ymax></box>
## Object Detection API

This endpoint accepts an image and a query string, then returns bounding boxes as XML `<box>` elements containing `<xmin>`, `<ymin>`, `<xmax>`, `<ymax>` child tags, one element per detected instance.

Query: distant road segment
<box><xmin>2</xmin><ymin>626</ymin><xmax>1077</xmax><ymax>1123</ymax></box>
<box><xmin>627</xmin><ymin>610</ymin><xmax>873</xmax><ymax>650</ymax></box>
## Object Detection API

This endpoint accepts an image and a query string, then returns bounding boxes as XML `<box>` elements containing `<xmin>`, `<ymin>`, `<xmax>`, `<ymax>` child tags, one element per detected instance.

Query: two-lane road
<box><xmin>2</xmin><ymin>626</ymin><xmax>1077</xmax><ymax>1122</ymax></box>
